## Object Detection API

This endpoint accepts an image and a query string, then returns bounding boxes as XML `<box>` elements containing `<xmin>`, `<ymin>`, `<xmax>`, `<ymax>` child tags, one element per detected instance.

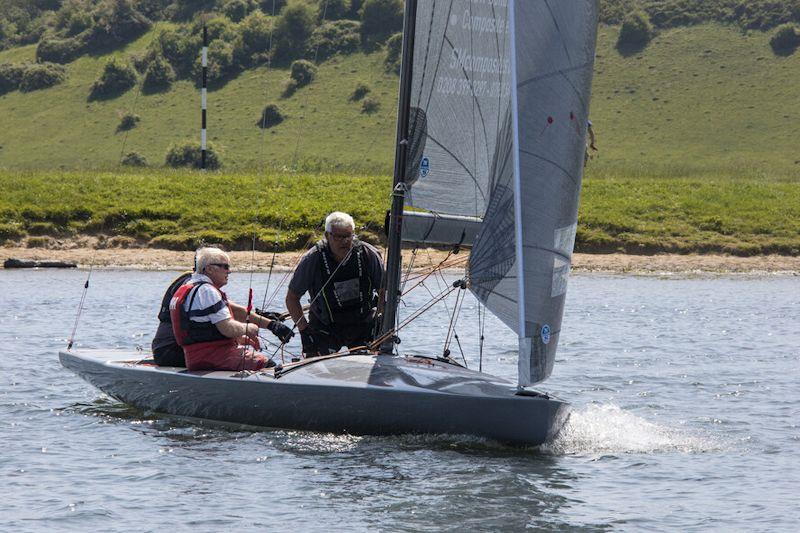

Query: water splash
<box><xmin>542</xmin><ymin>403</ymin><xmax>723</xmax><ymax>455</ymax></box>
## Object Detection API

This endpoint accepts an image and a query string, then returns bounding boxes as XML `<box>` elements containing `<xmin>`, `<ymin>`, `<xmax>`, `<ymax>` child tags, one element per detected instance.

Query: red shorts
<box><xmin>184</xmin><ymin>339</ymin><xmax>268</xmax><ymax>371</ymax></box>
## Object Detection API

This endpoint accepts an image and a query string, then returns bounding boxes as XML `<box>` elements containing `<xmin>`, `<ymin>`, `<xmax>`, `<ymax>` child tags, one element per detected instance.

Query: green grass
<box><xmin>590</xmin><ymin>24</ymin><xmax>800</xmax><ymax>177</ymax></box>
<box><xmin>0</xmin><ymin>24</ymin><xmax>398</xmax><ymax>172</ymax></box>
<box><xmin>0</xmin><ymin>169</ymin><xmax>391</xmax><ymax>250</ymax></box>
<box><xmin>1</xmin><ymin>23</ymin><xmax>799</xmax><ymax>176</ymax></box>
<box><xmin>1</xmin><ymin>169</ymin><xmax>798</xmax><ymax>255</ymax></box>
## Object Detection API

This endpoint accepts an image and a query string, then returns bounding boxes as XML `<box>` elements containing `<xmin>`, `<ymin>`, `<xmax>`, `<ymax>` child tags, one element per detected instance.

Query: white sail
<box><xmin>404</xmin><ymin>0</ymin><xmax>599</xmax><ymax>386</ymax></box>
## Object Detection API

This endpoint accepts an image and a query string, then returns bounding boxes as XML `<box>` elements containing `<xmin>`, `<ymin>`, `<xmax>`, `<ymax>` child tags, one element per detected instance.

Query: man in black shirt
<box><xmin>285</xmin><ymin>212</ymin><xmax>384</xmax><ymax>357</ymax></box>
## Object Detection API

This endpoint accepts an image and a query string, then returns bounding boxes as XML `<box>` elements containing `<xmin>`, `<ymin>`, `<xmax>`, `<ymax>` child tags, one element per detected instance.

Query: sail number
<box><xmin>435</xmin><ymin>77</ymin><xmax>507</xmax><ymax>98</ymax></box>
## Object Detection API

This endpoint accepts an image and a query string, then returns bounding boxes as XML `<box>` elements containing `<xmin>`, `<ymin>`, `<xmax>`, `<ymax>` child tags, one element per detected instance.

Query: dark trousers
<box><xmin>309</xmin><ymin>313</ymin><xmax>375</xmax><ymax>355</ymax></box>
<box><xmin>152</xmin><ymin>342</ymin><xmax>186</xmax><ymax>367</ymax></box>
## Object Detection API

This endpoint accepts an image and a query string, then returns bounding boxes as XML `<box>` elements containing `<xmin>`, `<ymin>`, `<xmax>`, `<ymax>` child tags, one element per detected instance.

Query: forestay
<box><xmin>403</xmin><ymin>0</ymin><xmax>599</xmax><ymax>386</ymax></box>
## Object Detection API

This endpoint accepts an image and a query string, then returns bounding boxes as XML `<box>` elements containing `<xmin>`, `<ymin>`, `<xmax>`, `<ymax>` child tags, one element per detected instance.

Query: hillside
<box><xmin>0</xmin><ymin>16</ymin><xmax>799</xmax><ymax>175</ymax></box>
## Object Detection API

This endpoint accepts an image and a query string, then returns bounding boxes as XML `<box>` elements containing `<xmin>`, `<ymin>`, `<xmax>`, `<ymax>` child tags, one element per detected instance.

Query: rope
<box><xmin>117</xmin><ymin>79</ymin><xmax>143</xmax><ymax>166</ymax></box>
<box><xmin>370</xmin><ymin>282</ymin><xmax>457</xmax><ymax>350</ymax></box>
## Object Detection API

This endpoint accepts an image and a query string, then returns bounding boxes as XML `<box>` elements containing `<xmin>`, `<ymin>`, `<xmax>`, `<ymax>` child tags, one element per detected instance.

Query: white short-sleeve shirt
<box><xmin>183</xmin><ymin>273</ymin><xmax>232</xmax><ymax>324</ymax></box>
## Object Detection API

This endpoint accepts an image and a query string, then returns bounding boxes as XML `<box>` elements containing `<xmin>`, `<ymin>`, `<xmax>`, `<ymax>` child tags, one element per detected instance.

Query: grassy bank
<box><xmin>1</xmin><ymin>169</ymin><xmax>798</xmax><ymax>256</ymax></box>
<box><xmin>1</xmin><ymin>24</ymin><xmax>799</xmax><ymax>174</ymax></box>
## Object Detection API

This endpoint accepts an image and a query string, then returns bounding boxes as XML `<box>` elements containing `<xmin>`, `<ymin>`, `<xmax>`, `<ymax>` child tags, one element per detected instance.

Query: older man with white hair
<box><xmin>286</xmin><ymin>211</ymin><xmax>384</xmax><ymax>357</ymax></box>
<box><xmin>170</xmin><ymin>247</ymin><xmax>294</xmax><ymax>371</ymax></box>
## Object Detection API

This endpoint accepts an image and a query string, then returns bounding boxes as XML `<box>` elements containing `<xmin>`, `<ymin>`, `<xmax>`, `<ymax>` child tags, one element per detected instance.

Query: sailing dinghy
<box><xmin>60</xmin><ymin>0</ymin><xmax>599</xmax><ymax>446</ymax></box>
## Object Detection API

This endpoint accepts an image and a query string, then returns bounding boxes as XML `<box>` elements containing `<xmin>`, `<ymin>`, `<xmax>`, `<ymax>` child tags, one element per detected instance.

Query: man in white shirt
<box><xmin>170</xmin><ymin>247</ymin><xmax>293</xmax><ymax>371</ymax></box>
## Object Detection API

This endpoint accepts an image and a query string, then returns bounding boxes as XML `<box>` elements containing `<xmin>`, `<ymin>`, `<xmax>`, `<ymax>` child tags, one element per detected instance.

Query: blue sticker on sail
<box><xmin>541</xmin><ymin>324</ymin><xmax>551</xmax><ymax>344</ymax></box>
<box><xmin>420</xmin><ymin>157</ymin><xmax>430</xmax><ymax>178</ymax></box>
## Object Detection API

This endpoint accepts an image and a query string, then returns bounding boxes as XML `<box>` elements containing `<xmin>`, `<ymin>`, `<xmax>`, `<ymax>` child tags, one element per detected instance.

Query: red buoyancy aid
<box><xmin>169</xmin><ymin>281</ymin><xmax>233</xmax><ymax>348</ymax></box>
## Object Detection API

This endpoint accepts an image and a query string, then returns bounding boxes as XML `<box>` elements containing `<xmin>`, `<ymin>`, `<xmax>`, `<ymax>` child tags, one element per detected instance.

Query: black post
<box><xmin>379</xmin><ymin>0</ymin><xmax>418</xmax><ymax>353</ymax></box>
<box><xmin>201</xmin><ymin>25</ymin><xmax>208</xmax><ymax>170</ymax></box>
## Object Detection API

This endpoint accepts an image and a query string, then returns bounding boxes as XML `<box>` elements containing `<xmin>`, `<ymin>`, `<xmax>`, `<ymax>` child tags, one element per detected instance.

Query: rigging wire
<box><xmin>117</xmin><ymin>81</ymin><xmax>144</xmax><ymax>166</ymax></box>
<box><xmin>67</xmin><ymin>258</ymin><xmax>95</xmax><ymax>350</ymax></box>
<box><xmin>370</xmin><ymin>282</ymin><xmax>458</xmax><ymax>350</ymax></box>
<box><xmin>290</xmin><ymin>0</ymin><xmax>332</xmax><ymax>171</ymax></box>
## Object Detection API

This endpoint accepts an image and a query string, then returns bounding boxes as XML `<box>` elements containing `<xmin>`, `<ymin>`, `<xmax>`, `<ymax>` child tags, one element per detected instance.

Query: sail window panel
<box><xmin>400</xmin><ymin>211</ymin><xmax>483</xmax><ymax>247</ymax></box>
<box><xmin>406</xmin><ymin>0</ymin><xmax>512</xmax><ymax>217</ymax></box>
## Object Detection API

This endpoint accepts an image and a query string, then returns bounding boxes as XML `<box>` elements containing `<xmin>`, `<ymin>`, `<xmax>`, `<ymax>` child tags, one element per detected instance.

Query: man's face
<box><xmin>326</xmin><ymin>225</ymin><xmax>354</xmax><ymax>259</ymax></box>
<box><xmin>205</xmin><ymin>255</ymin><xmax>231</xmax><ymax>288</ymax></box>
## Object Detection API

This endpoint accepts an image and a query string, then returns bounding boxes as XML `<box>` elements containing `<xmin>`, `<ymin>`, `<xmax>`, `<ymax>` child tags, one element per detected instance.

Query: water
<box><xmin>1</xmin><ymin>269</ymin><xmax>798</xmax><ymax>531</ymax></box>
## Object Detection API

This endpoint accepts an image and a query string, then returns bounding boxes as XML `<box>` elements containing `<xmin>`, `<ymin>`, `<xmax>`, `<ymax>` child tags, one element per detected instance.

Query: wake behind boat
<box><xmin>59</xmin><ymin>349</ymin><xmax>567</xmax><ymax>446</ymax></box>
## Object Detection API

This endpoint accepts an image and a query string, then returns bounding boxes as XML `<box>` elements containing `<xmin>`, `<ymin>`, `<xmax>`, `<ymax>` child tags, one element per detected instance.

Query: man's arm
<box><xmin>215</xmin><ymin>317</ymin><xmax>259</xmax><ymax>341</ymax></box>
<box><xmin>286</xmin><ymin>289</ymin><xmax>308</xmax><ymax>331</ymax></box>
<box><xmin>230</xmin><ymin>302</ymin><xmax>273</xmax><ymax>329</ymax></box>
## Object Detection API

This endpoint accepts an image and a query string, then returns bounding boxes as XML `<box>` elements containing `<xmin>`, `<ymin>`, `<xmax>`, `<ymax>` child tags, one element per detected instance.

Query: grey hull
<box><xmin>59</xmin><ymin>349</ymin><xmax>569</xmax><ymax>446</ymax></box>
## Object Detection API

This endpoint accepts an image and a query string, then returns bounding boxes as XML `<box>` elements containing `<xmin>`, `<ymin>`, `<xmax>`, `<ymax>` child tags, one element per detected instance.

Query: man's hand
<box><xmin>243</xmin><ymin>323</ymin><xmax>261</xmax><ymax>350</ymax></box>
<box><xmin>300</xmin><ymin>328</ymin><xmax>319</xmax><ymax>357</ymax></box>
<box><xmin>255</xmin><ymin>308</ymin><xmax>284</xmax><ymax>322</ymax></box>
<box><xmin>267</xmin><ymin>320</ymin><xmax>294</xmax><ymax>344</ymax></box>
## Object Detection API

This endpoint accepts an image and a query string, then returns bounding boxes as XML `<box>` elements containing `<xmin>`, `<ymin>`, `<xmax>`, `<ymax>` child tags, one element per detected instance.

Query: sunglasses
<box><xmin>328</xmin><ymin>232</ymin><xmax>354</xmax><ymax>241</ymax></box>
<box><xmin>209</xmin><ymin>263</ymin><xmax>230</xmax><ymax>271</ymax></box>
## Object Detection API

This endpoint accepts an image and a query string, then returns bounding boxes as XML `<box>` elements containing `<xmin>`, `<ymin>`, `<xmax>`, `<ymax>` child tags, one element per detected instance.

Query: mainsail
<box><xmin>402</xmin><ymin>0</ymin><xmax>599</xmax><ymax>386</ymax></box>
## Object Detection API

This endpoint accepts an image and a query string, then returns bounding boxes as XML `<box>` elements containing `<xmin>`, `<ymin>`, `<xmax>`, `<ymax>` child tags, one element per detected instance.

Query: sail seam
<box><xmin>518</xmin><ymin>148</ymin><xmax>579</xmax><ymax>187</ymax></box>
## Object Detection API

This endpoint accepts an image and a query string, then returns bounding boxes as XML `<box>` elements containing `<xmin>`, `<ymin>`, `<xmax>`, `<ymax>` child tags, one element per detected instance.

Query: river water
<box><xmin>1</xmin><ymin>269</ymin><xmax>798</xmax><ymax>531</ymax></box>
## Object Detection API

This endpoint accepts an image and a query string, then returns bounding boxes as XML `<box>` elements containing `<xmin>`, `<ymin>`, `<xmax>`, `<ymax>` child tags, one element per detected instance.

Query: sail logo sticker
<box><xmin>541</xmin><ymin>324</ymin><xmax>551</xmax><ymax>344</ymax></box>
<box><xmin>420</xmin><ymin>157</ymin><xmax>430</xmax><ymax>178</ymax></box>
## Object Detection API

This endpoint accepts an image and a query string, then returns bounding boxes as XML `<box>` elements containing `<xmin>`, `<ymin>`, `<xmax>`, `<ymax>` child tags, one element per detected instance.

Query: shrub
<box><xmin>770</xmin><ymin>23</ymin><xmax>800</xmax><ymax>54</ymax></box>
<box><xmin>289</xmin><ymin>59</ymin><xmax>317</xmax><ymax>86</ymax></box>
<box><xmin>26</xmin><ymin>236</ymin><xmax>53</xmax><ymax>248</ymax></box>
<box><xmin>56</xmin><ymin>2</ymin><xmax>94</xmax><ymax>36</ymax></box>
<box><xmin>165</xmin><ymin>140</ymin><xmax>222</xmax><ymax>170</ymax></box>
<box><xmin>360</xmin><ymin>96</ymin><xmax>379</xmax><ymax>113</ymax></box>
<box><xmin>26</xmin><ymin>221</ymin><xmax>59</xmax><ymax>235</ymax></box>
<box><xmin>193</xmin><ymin>38</ymin><xmax>237</xmax><ymax>84</ymax></box>
<box><xmin>348</xmin><ymin>0</ymin><xmax>364</xmax><ymax>19</ymax></box>
<box><xmin>191</xmin><ymin>15</ymin><xmax>238</xmax><ymax>42</ymax></box>
<box><xmin>152</xmin><ymin>28</ymin><xmax>200</xmax><ymax>78</ymax></box>
<box><xmin>0</xmin><ymin>223</ymin><xmax>24</xmax><ymax>241</ymax></box>
<box><xmin>360</xmin><ymin>0</ymin><xmax>403</xmax><ymax>44</ymax></box>
<box><xmin>117</xmin><ymin>112</ymin><xmax>140</xmax><ymax>132</ymax></box>
<box><xmin>85</xmin><ymin>0</ymin><xmax>152</xmax><ymax>49</ymax></box>
<box><xmin>121</xmin><ymin>151</ymin><xmax>148</xmax><ymax>166</ymax></box>
<box><xmin>318</xmin><ymin>0</ymin><xmax>350</xmax><ymax>21</ymax></box>
<box><xmin>0</xmin><ymin>63</ymin><xmax>26</xmax><ymax>94</ymax></box>
<box><xmin>257</xmin><ymin>103</ymin><xmax>285</xmax><ymax>128</ymax></box>
<box><xmin>19</xmin><ymin>63</ymin><xmax>67</xmax><ymax>92</ymax></box>
<box><xmin>309</xmin><ymin>19</ymin><xmax>360</xmax><ymax>60</ymax></box>
<box><xmin>89</xmin><ymin>58</ymin><xmax>138</xmax><ymax>100</ymax></box>
<box><xmin>384</xmin><ymin>31</ymin><xmax>401</xmax><ymax>73</ymax></box>
<box><xmin>224</xmin><ymin>0</ymin><xmax>252</xmax><ymax>22</ymax></box>
<box><xmin>617</xmin><ymin>10</ymin><xmax>653</xmax><ymax>51</ymax></box>
<box><xmin>257</xmin><ymin>0</ymin><xmax>288</xmax><ymax>16</ymax></box>
<box><xmin>272</xmin><ymin>1</ymin><xmax>317</xmax><ymax>62</ymax></box>
<box><xmin>142</xmin><ymin>54</ymin><xmax>175</xmax><ymax>92</ymax></box>
<box><xmin>349</xmin><ymin>81</ymin><xmax>369</xmax><ymax>101</ymax></box>
<box><xmin>35</xmin><ymin>35</ymin><xmax>85</xmax><ymax>64</ymax></box>
<box><xmin>238</xmin><ymin>10</ymin><xmax>274</xmax><ymax>63</ymax></box>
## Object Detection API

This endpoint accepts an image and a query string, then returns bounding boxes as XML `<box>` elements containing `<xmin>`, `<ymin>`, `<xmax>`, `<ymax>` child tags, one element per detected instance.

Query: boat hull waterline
<box><xmin>59</xmin><ymin>350</ymin><xmax>569</xmax><ymax>446</ymax></box>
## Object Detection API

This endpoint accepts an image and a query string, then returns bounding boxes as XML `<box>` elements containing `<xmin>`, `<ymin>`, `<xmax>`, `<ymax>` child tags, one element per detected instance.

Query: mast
<box><xmin>200</xmin><ymin>24</ymin><xmax>208</xmax><ymax>170</ymax></box>
<box><xmin>379</xmin><ymin>0</ymin><xmax>418</xmax><ymax>352</ymax></box>
<box><xmin>507</xmin><ymin>0</ymin><xmax>528</xmax><ymax>387</ymax></box>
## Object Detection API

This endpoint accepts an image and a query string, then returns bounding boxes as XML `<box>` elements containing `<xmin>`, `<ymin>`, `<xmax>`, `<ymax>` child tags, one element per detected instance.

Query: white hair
<box><xmin>195</xmin><ymin>247</ymin><xmax>229</xmax><ymax>274</ymax></box>
<box><xmin>325</xmin><ymin>211</ymin><xmax>355</xmax><ymax>233</ymax></box>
